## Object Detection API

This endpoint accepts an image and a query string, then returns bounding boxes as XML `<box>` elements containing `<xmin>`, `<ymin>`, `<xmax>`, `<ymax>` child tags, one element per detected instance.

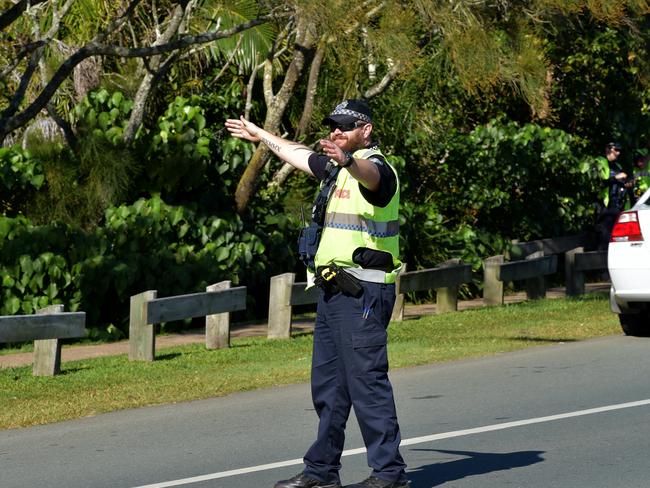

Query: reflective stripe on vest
<box><xmin>345</xmin><ymin>267</ymin><xmax>389</xmax><ymax>283</ymax></box>
<box><xmin>324</xmin><ymin>212</ymin><xmax>399</xmax><ymax>238</ymax></box>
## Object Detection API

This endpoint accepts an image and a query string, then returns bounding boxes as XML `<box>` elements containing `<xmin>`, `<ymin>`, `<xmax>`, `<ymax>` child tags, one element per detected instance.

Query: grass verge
<box><xmin>0</xmin><ymin>293</ymin><xmax>619</xmax><ymax>430</ymax></box>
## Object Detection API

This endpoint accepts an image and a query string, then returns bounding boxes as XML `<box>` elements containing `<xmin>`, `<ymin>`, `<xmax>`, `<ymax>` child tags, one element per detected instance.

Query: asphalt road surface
<box><xmin>2</xmin><ymin>335</ymin><xmax>650</xmax><ymax>488</ymax></box>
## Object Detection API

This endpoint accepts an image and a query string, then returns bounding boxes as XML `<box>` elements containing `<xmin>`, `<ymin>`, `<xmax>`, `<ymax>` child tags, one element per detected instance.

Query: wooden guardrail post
<box><xmin>483</xmin><ymin>255</ymin><xmax>505</xmax><ymax>306</ymax></box>
<box><xmin>206</xmin><ymin>281</ymin><xmax>232</xmax><ymax>349</ymax></box>
<box><xmin>565</xmin><ymin>247</ymin><xmax>585</xmax><ymax>296</ymax></box>
<box><xmin>0</xmin><ymin>309</ymin><xmax>85</xmax><ymax>375</ymax></box>
<box><xmin>391</xmin><ymin>263</ymin><xmax>407</xmax><ymax>322</ymax></box>
<box><xmin>436</xmin><ymin>259</ymin><xmax>460</xmax><ymax>313</ymax></box>
<box><xmin>268</xmin><ymin>273</ymin><xmax>295</xmax><ymax>339</ymax></box>
<box><xmin>129</xmin><ymin>290</ymin><xmax>157</xmax><ymax>361</ymax></box>
<box><xmin>33</xmin><ymin>304</ymin><xmax>64</xmax><ymax>376</ymax></box>
<box><xmin>524</xmin><ymin>250</ymin><xmax>546</xmax><ymax>300</ymax></box>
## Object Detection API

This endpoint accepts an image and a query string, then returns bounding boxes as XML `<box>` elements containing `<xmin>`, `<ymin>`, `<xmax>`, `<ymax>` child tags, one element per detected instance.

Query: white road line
<box><xmin>130</xmin><ymin>398</ymin><xmax>650</xmax><ymax>488</ymax></box>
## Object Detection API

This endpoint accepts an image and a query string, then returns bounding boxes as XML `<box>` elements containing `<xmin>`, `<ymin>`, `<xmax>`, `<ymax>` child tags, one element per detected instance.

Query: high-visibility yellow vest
<box><xmin>595</xmin><ymin>156</ymin><xmax>610</xmax><ymax>207</ymax></box>
<box><xmin>314</xmin><ymin>147</ymin><xmax>401</xmax><ymax>284</ymax></box>
<box><xmin>635</xmin><ymin>171</ymin><xmax>650</xmax><ymax>198</ymax></box>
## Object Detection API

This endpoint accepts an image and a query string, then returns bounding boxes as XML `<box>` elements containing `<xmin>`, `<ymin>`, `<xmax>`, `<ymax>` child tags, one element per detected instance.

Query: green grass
<box><xmin>0</xmin><ymin>294</ymin><xmax>619</xmax><ymax>430</ymax></box>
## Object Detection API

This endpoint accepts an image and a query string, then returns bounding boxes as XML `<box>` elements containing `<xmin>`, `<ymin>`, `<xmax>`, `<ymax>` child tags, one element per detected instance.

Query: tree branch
<box><xmin>363</xmin><ymin>60</ymin><xmax>402</xmax><ymax>99</ymax></box>
<box><xmin>2</xmin><ymin>49</ymin><xmax>42</xmax><ymax>122</ymax></box>
<box><xmin>0</xmin><ymin>0</ymin><xmax>48</xmax><ymax>32</ymax></box>
<box><xmin>0</xmin><ymin>40</ymin><xmax>47</xmax><ymax>80</ymax></box>
<box><xmin>269</xmin><ymin>36</ymin><xmax>327</xmax><ymax>189</ymax></box>
<box><xmin>207</xmin><ymin>32</ymin><xmax>242</xmax><ymax>86</ymax></box>
<box><xmin>0</xmin><ymin>13</ymin><xmax>273</xmax><ymax>139</ymax></box>
<box><xmin>123</xmin><ymin>2</ymin><xmax>189</xmax><ymax>143</ymax></box>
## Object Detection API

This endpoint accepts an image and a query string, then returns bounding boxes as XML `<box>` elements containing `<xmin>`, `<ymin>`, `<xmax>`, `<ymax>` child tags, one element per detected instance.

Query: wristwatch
<box><xmin>340</xmin><ymin>155</ymin><xmax>354</xmax><ymax>168</ymax></box>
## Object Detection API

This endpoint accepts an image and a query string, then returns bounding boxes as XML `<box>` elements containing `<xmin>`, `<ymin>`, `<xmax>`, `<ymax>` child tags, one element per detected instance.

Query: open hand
<box><xmin>225</xmin><ymin>116</ymin><xmax>260</xmax><ymax>142</ymax></box>
<box><xmin>319</xmin><ymin>138</ymin><xmax>346</xmax><ymax>165</ymax></box>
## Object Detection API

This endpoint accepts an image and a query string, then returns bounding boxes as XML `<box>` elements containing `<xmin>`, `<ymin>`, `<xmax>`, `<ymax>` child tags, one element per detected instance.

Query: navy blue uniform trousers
<box><xmin>302</xmin><ymin>281</ymin><xmax>407</xmax><ymax>484</ymax></box>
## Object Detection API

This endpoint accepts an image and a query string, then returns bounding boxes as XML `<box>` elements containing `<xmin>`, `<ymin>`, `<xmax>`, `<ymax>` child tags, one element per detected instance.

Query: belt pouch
<box><xmin>298</xmin><ymin>222</ymin><xmax>321</xmax><ymax>271</ymax></box>
<box><xmin>331</xmin><ymin>265</ymin><xmax>363</xmax><ymax>298</ymax></box>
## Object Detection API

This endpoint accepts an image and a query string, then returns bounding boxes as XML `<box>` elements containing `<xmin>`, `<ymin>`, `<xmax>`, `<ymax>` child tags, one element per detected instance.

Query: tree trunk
<box><xmin>123</xmin><ymin>3</ymin><xmax>188</xmax><ymax>144</ymax></box>
<box><xmin>269</xmin><ymin>38</ymin><xmax>326</xmax><ymax>189</ymax></box>
<box><xmin>234</xmin><ymin>15</ymin><xmax>318</xmax><ymax>214</ymax></box>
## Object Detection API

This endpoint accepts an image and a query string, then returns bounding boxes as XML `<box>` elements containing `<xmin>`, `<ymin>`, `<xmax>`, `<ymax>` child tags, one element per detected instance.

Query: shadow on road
<box><xmin>406</xmin><ymin>448</ymin><xmax>545</xmax><ymax>487</ymax></box>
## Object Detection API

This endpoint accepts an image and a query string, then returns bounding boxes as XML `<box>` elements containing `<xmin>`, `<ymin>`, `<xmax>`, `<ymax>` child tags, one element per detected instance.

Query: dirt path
<box><xmin>0</xmin><ymin>284</ymin><xmax>609</xmax><ymax>369</ymax></box>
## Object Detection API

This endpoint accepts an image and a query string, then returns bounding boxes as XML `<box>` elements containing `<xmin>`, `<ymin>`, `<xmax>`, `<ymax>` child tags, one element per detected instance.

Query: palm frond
<box><xmin>197</xmin><ymin>0</ymin><xmax>276</xmax><ymax>73</ymax></box>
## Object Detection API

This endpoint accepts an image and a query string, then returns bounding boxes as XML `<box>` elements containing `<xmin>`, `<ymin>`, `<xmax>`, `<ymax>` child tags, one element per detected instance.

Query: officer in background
<box><xmin>594</xmin><ymin>142</ymin><xmax>633</xmax><ymax>249</ymax></box>
<box><xmin>225</xmin><ymin>99</ymin><xmax>409</xmax><ymax>488</ymax></box>
<box><xmin>632</xmin><ymin>152</ymin><xmax>650</xmax><ymax>203</ymax></box>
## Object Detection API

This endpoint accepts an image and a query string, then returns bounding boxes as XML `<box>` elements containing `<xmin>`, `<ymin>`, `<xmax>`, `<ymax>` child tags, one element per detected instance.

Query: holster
<box><xmin>314</xmin><ymin>263</ymin><xmax>363</xmax><ymax>298</ymax></box>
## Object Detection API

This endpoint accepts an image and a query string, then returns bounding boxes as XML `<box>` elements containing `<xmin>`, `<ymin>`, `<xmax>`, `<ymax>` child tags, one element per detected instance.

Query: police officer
<box><xmin>594</xmin><ymin>142</ymin><xmax>632</xmax><ymax>249</ymax></box>
<box><xmin>632</xmin><ymin>153</ymin><xmax>650</xmax><ymax>203</ymax></box>
<box><xmin>225</xmin><ymin>99</ymin><xmax>409</xmax><ymax>488</ymax></box>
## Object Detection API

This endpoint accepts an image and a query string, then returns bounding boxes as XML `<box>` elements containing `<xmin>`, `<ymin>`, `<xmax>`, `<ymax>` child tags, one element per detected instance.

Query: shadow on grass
<box><xmin>291</xmin><ymin>331</ymin><xmax>314</xmax><ymax>339</ymax></box>
<box><xmin>156</xmin><ymin>352</ymin><xmax>182</xmax><ymax>361</ymax></box>
<box><xmin>406</xmin><ymin>448</ymin><xmax>545</xmax><ymax>487</ymax></box>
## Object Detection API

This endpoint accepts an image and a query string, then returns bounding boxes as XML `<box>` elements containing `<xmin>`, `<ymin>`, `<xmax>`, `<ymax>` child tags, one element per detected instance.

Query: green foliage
<box><xmin>203</xmin><ymin>0</ymin><xmax>276</xmax><ymax>72</ymax></box>
<box><xmin>145</xmin><ymin>96</ymin><xmax>211</xmax><ymax>193</ymax></box>
<box><xmin>0</xmin><ymin>216</ymin><xmax>81</xmax><ymax>317</ymax></box>
<box><xmin>25</xmin><ymin>89</ymin><xmax>139</xmax><ymax>228</ymax></box>
<box><xmin>459</xmin><ymin>120</ymin><xmax>595</xmax><ymax>237</ymax></box>
<box><xmin>0</xmin><ymin>193</ymin><xmax>292</xmax><ymax>339</ymax></box>
<box><xmin>82</xmin><ymin>194</ymin><xmax>271</xmax><ymax>335</ymax></box>
<box><xmin>396</xmin><ymin>119</ymin><xmax>595</xmax><ymax>277</ymax></box>
<box><xmin>74</xmin><ymin>89</ymin><xmax>135</xmax><ymax>143</ymax></box>
<box><xmin>0</xmin><ymin>146</ymin><xmax>45</xmax><ymax>216</ymax></box>
<box><xmin>547</xmin><ymin>20</ymin><xmax>650</xmax><ymax>150</ymax></box>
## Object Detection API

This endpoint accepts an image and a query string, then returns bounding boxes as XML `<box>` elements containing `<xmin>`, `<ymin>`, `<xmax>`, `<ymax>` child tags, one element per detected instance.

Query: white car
<box><xmin>609</xmin><ymin>189</ymin><xmax>650</xmax><ymax>335</ymax></box>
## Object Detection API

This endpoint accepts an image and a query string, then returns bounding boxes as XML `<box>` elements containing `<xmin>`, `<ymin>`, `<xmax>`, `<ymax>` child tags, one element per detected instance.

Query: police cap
<box><xmin>322</xmin><ymin>99</ymin><xmax>372</xmax><ymax>126</ymax></box>
<box><xmin>606</xmin><ymin>142</ymin><xmax>622</xmax><ymax>151</ymax></box>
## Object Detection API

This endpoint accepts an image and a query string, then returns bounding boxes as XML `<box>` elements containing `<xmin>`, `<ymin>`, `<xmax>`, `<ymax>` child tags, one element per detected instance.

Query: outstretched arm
<box><xmin>225</xmin><ymin>116</ymin><xmax>315</xmax><ymax>176</ymax></box>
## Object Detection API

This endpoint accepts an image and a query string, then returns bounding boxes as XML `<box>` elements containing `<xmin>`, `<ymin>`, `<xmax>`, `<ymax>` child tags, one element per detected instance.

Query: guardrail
<box><xmin>267</xmin><ymin>261</ymin><xmax>474</xmax><ymax>334</ymax></box>
<box><xmin>1</xmin><ymin>232</ymin><xmax>608</xmax><ymax>371</ymax></box>
<box><xmin>0</xmin><ymin>304</ymin><xmax>86</xmax><ymax>375</ymax></box>
<box><xmin>565</xmin><ymin>247</ymin><xmax>608</xmax><ymax>296</ymax></box>
<box><xmin>129</xmin><ymin>281</ymin><xmax>246</xmax><ymax>361</ymax></box>
<box><xmin>483</xmin><ymin>251</ymin><xmax>558</xmax><ymax>306</ymax></box>
<box><xmin>481</xmin><ymin>233</ymin><xmax>598</xmax><ymax>307</ymax></box>
<box><xmin>509</xmin><ymin>233</ymin><xmax>588</xmax><ymax>258</ymax></box>
<box><xmin>391</xmin><ymin>260</ymin><xmax>473</xmax><ymax>321</ymax></box>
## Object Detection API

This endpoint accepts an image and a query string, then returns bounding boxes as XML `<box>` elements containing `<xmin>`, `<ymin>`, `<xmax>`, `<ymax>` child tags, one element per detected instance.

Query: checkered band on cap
<box><xmin>330</xmin><ymin>100</ymin><xmax>372</xmax><ymax>123</ymax></box>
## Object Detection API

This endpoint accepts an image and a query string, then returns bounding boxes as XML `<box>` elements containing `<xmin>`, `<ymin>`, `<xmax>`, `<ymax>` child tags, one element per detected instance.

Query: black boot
<box><xmin>347</xmin><ymin>476</ymin><xmax>410</xmax><ymax>488</ymax></box>
<box><xmin>274</xmin><ymin>473</ymin><xmax>342</xmax><ymax>488</ymax></box>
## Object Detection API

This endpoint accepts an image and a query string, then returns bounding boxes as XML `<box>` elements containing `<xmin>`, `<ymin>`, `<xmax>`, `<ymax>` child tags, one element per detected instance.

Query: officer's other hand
<box><xmin>319</xmin><ymin>139</ymin><xmax>346</xmax><ymax>165</ymax></box>
<box><xmin>614</xmin><ymin>171</ymin><xmax>628</xmax><ymax>180</ymax></box>
<box><xmin>225</xmin><ymin>116</ymin><xmax>260</xmax><ymax>142</ymax></box>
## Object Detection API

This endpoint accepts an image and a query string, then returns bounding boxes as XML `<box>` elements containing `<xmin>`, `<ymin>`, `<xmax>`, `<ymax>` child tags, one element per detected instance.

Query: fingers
<box><xmin>224</xmin><ymin>116</ymin><xmax>260</xmax><ymax>142</ymax></box>
<box><xmin>225</xmin><ymin>118</ymin><xmax>247</xmax><ymax>132</ymax></box>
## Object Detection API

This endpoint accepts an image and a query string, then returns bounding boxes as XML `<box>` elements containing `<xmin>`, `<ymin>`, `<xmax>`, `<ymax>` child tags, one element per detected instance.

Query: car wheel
<box><xmin>619</xmin><ymin>313</ymin><xmax>650</xmax><ymax>336</ymax></box>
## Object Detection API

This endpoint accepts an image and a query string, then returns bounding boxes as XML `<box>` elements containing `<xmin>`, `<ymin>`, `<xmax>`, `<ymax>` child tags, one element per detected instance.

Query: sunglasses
<box><xmin>327</xmin><ymin>121</ymin><xmax>366</xmax><ymax>132</ymax></box>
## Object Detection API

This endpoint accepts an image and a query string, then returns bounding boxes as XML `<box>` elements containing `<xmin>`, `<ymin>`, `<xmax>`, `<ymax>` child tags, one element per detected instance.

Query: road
<box><xmin>1</xmin><ymin>334</ymin><xmax>649</xmax><ymax>488</ymax></box>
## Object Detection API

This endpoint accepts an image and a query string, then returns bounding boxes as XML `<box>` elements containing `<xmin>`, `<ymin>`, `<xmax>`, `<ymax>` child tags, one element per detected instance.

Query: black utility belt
<box><xmin>314</xmin><ymin>263</ymin><xmax>363</xmax><ymax>298</ymax></box>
